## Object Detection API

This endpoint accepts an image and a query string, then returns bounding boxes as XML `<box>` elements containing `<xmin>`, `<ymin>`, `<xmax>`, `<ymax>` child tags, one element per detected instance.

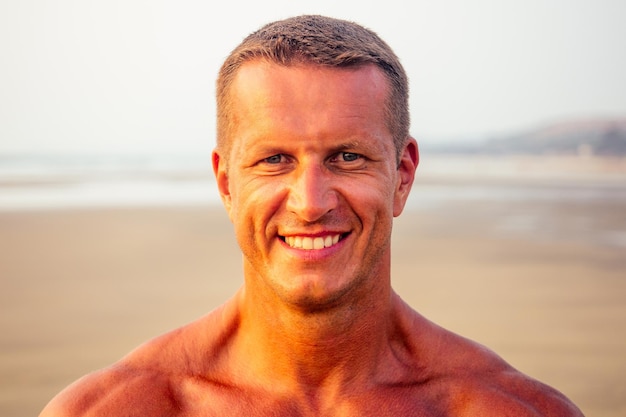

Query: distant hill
<box><xmin>424</xmin><ymin>118</ymin><xmax>626</xmax><ymax>156</ymax></box>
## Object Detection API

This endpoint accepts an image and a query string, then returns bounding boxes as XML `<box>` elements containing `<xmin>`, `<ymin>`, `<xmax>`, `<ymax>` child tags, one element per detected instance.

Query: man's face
<box><xmin>213</xmin><ymin>62</ymin><xmax>417</xmax><ymax>311</ymax></box>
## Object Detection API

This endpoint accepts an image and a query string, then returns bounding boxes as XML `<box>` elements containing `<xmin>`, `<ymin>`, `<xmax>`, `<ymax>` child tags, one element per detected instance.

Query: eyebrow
<box><xmin>242</xmin><ymin>135</ymin><xmax>386</xmax><ymax>159</ymax></box>
<box><xmin>332</xmin><ymin>141</ymin><xmax>361</xmax><ymax>152</ymax></box>
<box><xmin>333</xmin><ymin>138</ymin><xmax>387</xmax><ymax>155</ymax></box>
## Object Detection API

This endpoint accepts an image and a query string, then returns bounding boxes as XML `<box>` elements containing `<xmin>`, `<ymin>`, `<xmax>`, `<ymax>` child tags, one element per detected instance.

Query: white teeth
<box><xmin>284</xmin><ymin>234</ymin><xmax>342</xmax><ymax>250</ymax></box>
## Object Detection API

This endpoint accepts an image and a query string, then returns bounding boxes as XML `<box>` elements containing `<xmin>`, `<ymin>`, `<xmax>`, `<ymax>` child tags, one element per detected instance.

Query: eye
<box><xmin>328</xmin><ymin>151</ymin><xmax>366</xmax><ymax>170</ymax></box>
<box><xmin>263</xmin><ymin>154</ymin><xmax>284</xmax><ymax>164</ymax></box>
<box><xmin>341</xmin><ymin>152</ymin><xmax>360</xmax><ymax>162</ymax></box>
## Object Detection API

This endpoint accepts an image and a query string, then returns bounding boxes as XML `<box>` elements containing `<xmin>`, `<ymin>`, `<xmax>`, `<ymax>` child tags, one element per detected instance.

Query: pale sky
<box><xmin>1</xmin><ymin>0</ymin><xmax>625</xmax><ymax>154</ymax></box>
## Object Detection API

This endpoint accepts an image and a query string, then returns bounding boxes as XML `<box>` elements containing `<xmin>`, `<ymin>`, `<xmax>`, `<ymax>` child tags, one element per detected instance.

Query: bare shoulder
<box><xmin>392</xmin><ymin>298</ymin><xmax>584</xmax><ymax>416</ymax></box>
<box><xmin>443</xmin><ymin>365</ymin><xmax>585</xmax><ymax>417</ymax></box>
<box><xmin>441</xmin><ymin>335</ymin><xmax>583</xmax><ymax>416</ymax></box>
<box><xmin>441</xmin><ymin>333</ymin><xmax>581</xmax><ymax>415</ymax></box>
<box><xmin>38</xmin><ymin>362</ymin><xmax>178</xmax><ymax>417</ymax></box>
<box><xmin>39</xmin><ymin>301</ymin><xmax>240</xmax><ymax>417</ymax></box>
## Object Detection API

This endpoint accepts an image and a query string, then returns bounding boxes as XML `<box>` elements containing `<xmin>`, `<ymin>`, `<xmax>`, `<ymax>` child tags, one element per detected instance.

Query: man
<box><xmin>40</xmin><ymin>15</ymin><xmax>583</xmax><ymax>416</ymax></box>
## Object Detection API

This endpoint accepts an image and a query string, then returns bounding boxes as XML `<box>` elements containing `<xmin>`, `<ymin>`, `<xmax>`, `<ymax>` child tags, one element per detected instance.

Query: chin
<box><xmin>274</xmin><ymin>275</ymin><xmax>359</xmax><ymax>313</ymax></box>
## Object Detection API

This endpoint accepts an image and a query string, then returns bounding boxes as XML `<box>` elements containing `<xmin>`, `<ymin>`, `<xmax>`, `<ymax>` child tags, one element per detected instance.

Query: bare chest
<box><xmin>173</xmin><ymin>380</ymin><xmax>449</xmax><ymax>417</ymax></box>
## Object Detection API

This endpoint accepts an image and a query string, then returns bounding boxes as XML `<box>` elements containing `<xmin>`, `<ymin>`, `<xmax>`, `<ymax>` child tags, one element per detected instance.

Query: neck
<box><xmin>233</xmin><ymin>269</ymin><xmax>395</xmax><ymax>392</ymax></box>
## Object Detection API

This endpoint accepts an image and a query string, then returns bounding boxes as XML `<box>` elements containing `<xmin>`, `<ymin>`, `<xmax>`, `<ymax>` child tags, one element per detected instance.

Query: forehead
<box><xmin>231</xmin><ymin>60</ymin><xmax>389</xmax><ymax>104</ymax></box>
<box><xmin>228</xmin><ymin>61</ymin><xmax>391</xmax><ymax>145</ymax></box>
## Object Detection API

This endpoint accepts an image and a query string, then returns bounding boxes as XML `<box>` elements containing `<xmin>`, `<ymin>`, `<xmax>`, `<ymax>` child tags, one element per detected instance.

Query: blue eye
<box><xmin>342</xmin><ymin>152</ymin><xmax>360</xmax><ymax>162</ymax></box>
<box><xmin>264</xmin><ymin>154</ymin><xmax>283</xmax><ymax>164</ymax></box>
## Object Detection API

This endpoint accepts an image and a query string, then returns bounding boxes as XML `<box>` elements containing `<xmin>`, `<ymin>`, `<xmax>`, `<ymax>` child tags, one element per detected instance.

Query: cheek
<box><xmin>346</xmin><ymin>187</ymin><xmax>395</xmax><ymax>233</ymax></box>
<box><xmin>233</xmin><ymin>182</ymin><xmax>286</xmax><ymax>230</ymax></box>
<box><xmin>350</xmin><ymin>179</ymin><xmax>395</xmax><ymax>207</ymax></box>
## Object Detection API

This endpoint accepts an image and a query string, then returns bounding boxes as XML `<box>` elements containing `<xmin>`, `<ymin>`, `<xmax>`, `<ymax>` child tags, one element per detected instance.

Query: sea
<box><xmin>0</xmin><ymin>153</ymin><xmax>218</xmax><ymax>210</ymax></box>
<box><xmin>1</xmin><ymin>153</ymin><xmax>625</xmax><ymax>248</ymax></box>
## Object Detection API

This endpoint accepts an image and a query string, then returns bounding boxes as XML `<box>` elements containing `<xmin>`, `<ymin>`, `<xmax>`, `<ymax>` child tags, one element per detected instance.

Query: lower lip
<box><xmin>279</xmin><ymin>235</ymin><xmax>347</xmax><ymax>260</ymax></box>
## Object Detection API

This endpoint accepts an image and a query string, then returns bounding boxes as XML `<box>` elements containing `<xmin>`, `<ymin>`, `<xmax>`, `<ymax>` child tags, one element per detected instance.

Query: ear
<box><xmin>212</xmin><ymin>149</ymin><xmax>233</xmax><ymax>221</ymax></box>
<box><xmin>393</xmin><ymin>137</ymin><xmax>419</xmax><ymax>217</ymax></box>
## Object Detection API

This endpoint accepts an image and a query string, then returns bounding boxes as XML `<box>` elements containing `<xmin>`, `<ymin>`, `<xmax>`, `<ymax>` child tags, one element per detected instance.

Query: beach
<box><xmin>1</xmin><ymin>157</ymin><xmax>626</xmax><ymax>416</ymax></box>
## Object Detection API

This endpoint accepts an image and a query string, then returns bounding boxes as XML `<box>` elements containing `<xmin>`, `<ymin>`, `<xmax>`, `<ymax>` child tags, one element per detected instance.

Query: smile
<box><xmin>282</xmin><ymin>234</ymin><xmax>343</xmax><ymax>250</ymax></box>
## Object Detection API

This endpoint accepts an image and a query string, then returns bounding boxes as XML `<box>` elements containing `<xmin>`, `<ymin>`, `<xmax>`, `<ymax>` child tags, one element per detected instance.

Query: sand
<box><xmin>1</xmin><ymin>195</ymin><xmax>625</xmax><ymax>416</ymax></box>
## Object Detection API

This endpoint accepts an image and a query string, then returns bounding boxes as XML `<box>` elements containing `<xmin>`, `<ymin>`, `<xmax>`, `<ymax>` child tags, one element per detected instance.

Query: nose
<box><xmin>286</xmin><ymin>163</ymin><xmax>338</xmax><ymax>222</ymax></box>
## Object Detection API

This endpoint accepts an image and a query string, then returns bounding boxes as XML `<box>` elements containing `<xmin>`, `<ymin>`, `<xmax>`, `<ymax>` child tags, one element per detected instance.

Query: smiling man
<box><xmin>40</xmin><ymin>15</ymin><xmax>583</xmax><ymax>416</ymax></box>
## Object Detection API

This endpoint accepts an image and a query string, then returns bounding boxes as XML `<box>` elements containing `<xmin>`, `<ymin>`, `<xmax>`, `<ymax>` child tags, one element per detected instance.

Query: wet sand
<box><xmin>1</xmin><ymin>196</ymin><xmax>625</xmax><ymax>416</ymax></box>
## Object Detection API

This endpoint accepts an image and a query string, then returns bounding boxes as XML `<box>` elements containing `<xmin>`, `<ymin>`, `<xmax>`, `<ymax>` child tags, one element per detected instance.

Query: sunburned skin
<box><xmin>39</xmin><ymin>291</ymin><xmax>582</xmax><ymax>416</ymax></box>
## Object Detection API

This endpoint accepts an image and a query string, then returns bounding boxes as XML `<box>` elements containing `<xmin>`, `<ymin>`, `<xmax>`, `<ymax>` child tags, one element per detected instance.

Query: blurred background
<box><xmin>1</xmin><ymin>1</ymin><xmax>625</xmax><ymax>416</ymax></box>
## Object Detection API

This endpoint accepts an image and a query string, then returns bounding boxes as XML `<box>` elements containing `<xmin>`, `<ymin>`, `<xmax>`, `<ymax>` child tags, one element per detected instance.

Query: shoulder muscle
<box><xmin>39</xmin><ymin>365</ymin><xmax>179</xmax><ymax>417</ymax></box>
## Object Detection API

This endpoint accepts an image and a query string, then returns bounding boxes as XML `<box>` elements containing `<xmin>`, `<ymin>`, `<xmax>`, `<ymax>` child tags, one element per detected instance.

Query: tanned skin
<box><xmin>40</xmin><ymin>62</ymin><xmax>583</xmax><ymax>417</ymax></box>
